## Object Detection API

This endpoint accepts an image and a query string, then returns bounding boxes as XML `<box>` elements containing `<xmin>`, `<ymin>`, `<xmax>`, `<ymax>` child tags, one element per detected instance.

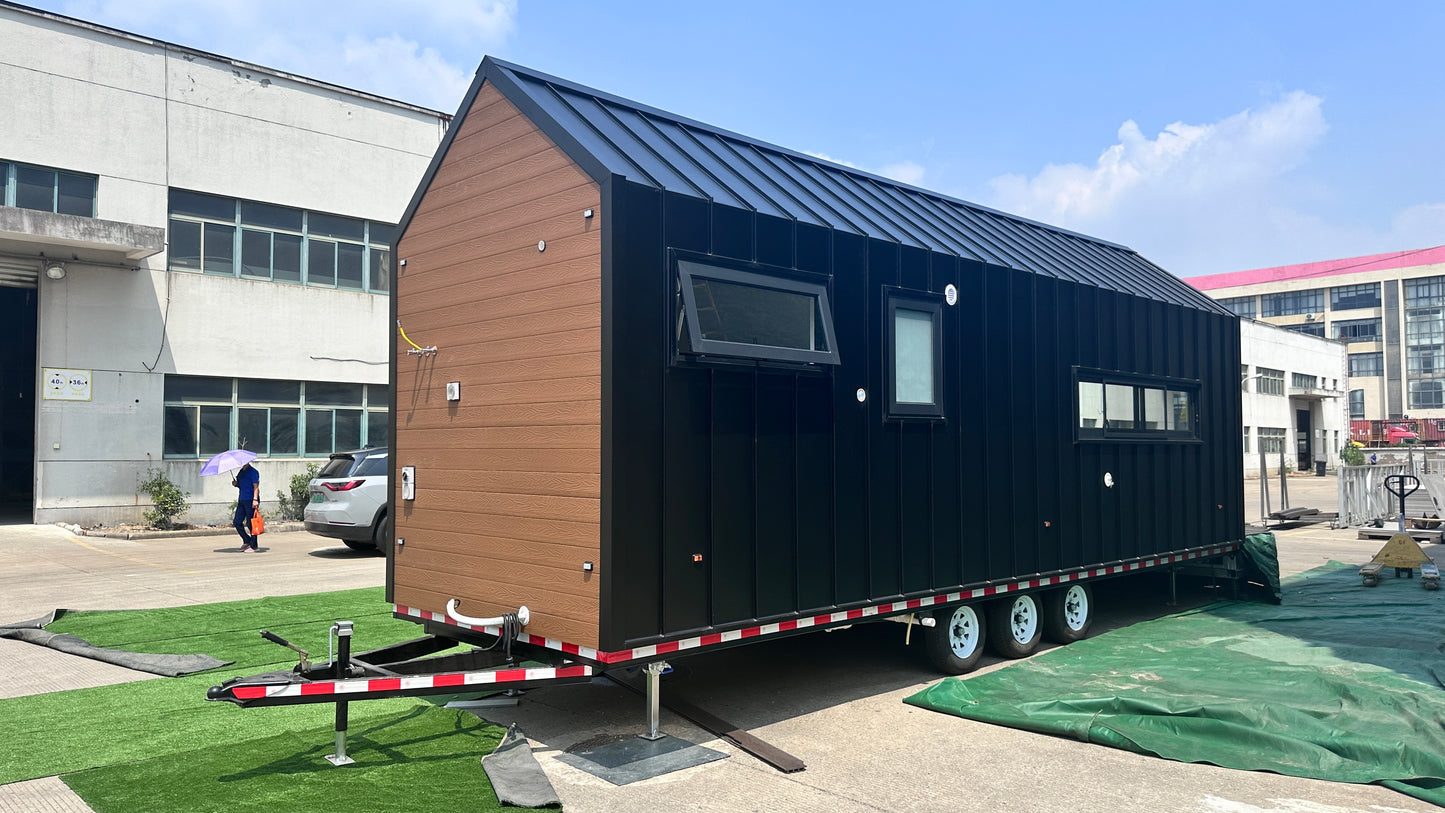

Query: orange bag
<box><xmin>250</xmin><ymin>512</ymin><xmax>265</xmax><ymax>536</ymax></box>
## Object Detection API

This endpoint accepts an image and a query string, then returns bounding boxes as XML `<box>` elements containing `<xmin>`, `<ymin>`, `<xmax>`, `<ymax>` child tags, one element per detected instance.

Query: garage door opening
<box><xmin>0</xmin><ymin>286</ymin><xmax>37</xmax><ymax>523</ymax></box>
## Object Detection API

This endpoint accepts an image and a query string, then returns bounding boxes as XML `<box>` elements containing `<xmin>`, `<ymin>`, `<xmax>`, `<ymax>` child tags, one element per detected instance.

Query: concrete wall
<box><xmin>1</xmin><ymin>7</ymin><xmax>448</xmax><ymax>524</ymax></box>
<box><xmin>1240</xmin><ymin>319</ymin><xmax>1349</xmax><ymax>478</ymax></box>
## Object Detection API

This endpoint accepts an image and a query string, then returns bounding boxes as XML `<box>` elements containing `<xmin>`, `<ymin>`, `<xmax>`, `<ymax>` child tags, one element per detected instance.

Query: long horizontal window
<box><xmin>1256</xmin><ymin>367</ymin><xmax>1285</xmax><ymax>396</ymax></box>
<box><xmin>1349</xmin><ymin>352</ymin><xmax>1383</xmax><ymax>377</ymax></box>
<box><xmin>168</xmin><ymin>190</ymin><xmax>392</xmax><ymax>294</ymax></box>
<box><xmin>163</xmin><ymin>376</ymin><xmax>388</xmax><ymax>458</ymax></box>
<box><xmin>675</xmin><ymin>256</ymin><xmax>839</xmax><ymax>366</ymax></box>
<box><xmin>1262</xmin><ymin>288</ymin><xmax>1323</xmax><ymax>317</ymax></box>
<box><xmin>1217</xmin><ymin>296</ymin><xmax>1255</xmax><ymax>318</ymax></box>
<box><xmin>1333</xmin><ymin>318</ymin><xmax>1382</xmax><ymax>342</ymax></box>
<box><xmin>1331</xmin><ymin>283</ymin><xmax>1380</xmax><ymax>311</ymax></box>
<box><xmin>1</xmin><ymin>160</ymin><xmax>97</xmax><ymax>217</ymax></box>
<box><xmin>1076</xmin><ymin>370</ymin><xmax>1199</xmax><ymax>441</ymax></box>
<box><xmin>1283</xmin><ymin>322</ymin><xmax>1325</xmax><ymax>337</ymax></box>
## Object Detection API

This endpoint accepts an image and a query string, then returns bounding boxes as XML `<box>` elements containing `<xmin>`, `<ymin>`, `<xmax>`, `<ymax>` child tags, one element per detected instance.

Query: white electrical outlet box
<box><xmin>446</xmin><ymin>382</ymin><xmax>460</xmax><ymax>401</ymax></box>
<box><xmin>401</xmin><ymin>466</ymin><xmax>416</xmax><ymax>501</ymax></box>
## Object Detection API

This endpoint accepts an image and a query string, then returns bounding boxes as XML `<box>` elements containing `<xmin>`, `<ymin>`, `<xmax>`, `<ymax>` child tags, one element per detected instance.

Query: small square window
<box><xmin>675</xmin><ymin>257</ymin><xmax>840</xmax><ymax>366</ymax></box>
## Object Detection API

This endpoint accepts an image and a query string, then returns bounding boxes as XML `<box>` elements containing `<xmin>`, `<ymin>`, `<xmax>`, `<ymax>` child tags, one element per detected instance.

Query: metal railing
<box><xmin>1337</xmin><ymin>463</ymin><xmax>1409</xmax><ymax>527</ymax></box>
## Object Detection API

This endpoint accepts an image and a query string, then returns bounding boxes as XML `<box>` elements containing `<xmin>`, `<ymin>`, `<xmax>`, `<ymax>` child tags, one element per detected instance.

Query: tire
<box><xmin>924</xmin><ymin>603</ymin><xmax>987</xmax><ymax>675</ymax></box>
<box><xmin>1042</xmin><ymin>583</ymin><xmax>1094</xmax><ymax>644</ymax></box>
<box><xmin>343</xmin><ymin>539</ymin><xmax>377</xmax><ymax>553</ymax></box>
<box><xmin>988</xmin><ymin>593</ymin><xmax>1042</xmax><ymax>659</ymax></box>
<box><xmin>373</xmin><ymin>512</ymin><xmax>391</xmax><ymax>556</ymax></box>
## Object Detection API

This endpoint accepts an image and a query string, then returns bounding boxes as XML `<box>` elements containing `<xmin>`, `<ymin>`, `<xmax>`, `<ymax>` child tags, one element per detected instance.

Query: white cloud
<box><xmin>803</xmin><ymin>151</ymin><xmax>925</xmax><ymax>186</ymax></box>
<box><xmin>54</xmin><ymin>0</ymin><xmax>514</xmax><ymax>110</ymax></box>
<box><xmin>982</xmin><ymin>92</ymin><xmax>1445</xmax><ymax>276</ymax></box>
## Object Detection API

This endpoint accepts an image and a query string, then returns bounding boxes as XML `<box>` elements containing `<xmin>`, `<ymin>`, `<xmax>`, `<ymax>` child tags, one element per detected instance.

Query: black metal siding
<box><xmin>600</xmin><ymin>180</ymin><xmax>1244</xmax><ymax>650</ymax></box>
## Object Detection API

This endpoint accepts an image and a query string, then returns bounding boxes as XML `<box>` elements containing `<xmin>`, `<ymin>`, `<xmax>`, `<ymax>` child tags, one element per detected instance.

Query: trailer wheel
<box><xmin>988</xmin><ymin>594</ymin><xmax>1042</xmax><ymax>658</ymax></box>
<box><xmin>1042</xmin><ymin>583</ymin><xmax>1093</xmax><ymax>644</ymax></box>
<box><xmin>924</xmin><ymin>604</ymin><xmax>986</xmax><ymax>675</ymax></box>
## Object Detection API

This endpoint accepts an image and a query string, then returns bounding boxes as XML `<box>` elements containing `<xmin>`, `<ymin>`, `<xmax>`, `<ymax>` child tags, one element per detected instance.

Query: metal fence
<box><xmin>1336</xmin><ymin>463</ymin><xmax>1409</xmax><ymax>527</ymax></box>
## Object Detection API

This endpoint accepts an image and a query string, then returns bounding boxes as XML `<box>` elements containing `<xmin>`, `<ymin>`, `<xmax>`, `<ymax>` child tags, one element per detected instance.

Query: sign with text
<box><xmin>42</xmin><ymin>368</ymin><xmax>92</xmax><ymax>401</ymax></box>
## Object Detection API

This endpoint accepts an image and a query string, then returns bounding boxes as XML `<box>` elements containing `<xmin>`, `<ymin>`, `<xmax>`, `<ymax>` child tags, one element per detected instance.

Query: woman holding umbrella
<box><xmin>232</xmin><ymin>462</ymin><xmax>261</xmax><ymax>552</ymax></box>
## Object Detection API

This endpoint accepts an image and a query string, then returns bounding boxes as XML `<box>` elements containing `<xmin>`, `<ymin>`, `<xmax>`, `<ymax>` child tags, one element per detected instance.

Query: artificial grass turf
<box><xmin>62</xmin><ymin>705</ymin><xmax>508</xmax><ymax>813</ymax></box>
<box><xmin>0</xmin><ymin>587</ymin><xmax>508</xmax><ymax>798</ymax></box>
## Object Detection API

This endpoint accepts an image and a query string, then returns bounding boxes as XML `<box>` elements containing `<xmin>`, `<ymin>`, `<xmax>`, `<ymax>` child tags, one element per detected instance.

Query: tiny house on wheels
<box><xmin>385</xmin><ymin>58</ymin><xmax>1244</xmax><ymax>679</ymax></box>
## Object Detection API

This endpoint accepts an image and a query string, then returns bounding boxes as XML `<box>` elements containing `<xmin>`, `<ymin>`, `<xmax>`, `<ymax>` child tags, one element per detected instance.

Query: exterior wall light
<box><xmin>45</xmin><ymin>263</ymin><xmax>66</xmax><ymax>280</ymax></box>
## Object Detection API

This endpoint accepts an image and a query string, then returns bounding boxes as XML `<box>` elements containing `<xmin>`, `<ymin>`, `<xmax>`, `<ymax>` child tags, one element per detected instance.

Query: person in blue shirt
<box><xmin>232</xmin><ymin>462</ymin><xmax>261</xmax><ymax>552</ymax></box>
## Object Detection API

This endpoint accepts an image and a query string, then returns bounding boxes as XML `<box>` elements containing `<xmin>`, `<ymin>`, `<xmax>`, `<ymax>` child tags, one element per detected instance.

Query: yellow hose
<box><xmin>397</xmin><ymin>321</ymin><xmax>426</xmax><ymax>352</ymax></box>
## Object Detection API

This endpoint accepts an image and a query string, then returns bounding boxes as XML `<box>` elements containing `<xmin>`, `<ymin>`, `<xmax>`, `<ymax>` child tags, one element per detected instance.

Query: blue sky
<box><xmin>34</xmin><ymin>1</ymin><xmax>1445</xmax><ymax>277</ymax></box>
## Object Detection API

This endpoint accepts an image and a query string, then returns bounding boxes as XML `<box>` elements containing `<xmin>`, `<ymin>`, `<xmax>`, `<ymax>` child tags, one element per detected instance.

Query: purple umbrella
<box><xmin>200</xmin><ymin>448</ymin><xmax>257</xmax><ymax>476</ymax></box>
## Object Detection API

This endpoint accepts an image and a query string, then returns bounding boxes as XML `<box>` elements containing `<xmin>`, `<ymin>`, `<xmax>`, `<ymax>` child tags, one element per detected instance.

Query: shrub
<box><xmin>137</xmin><ymin>468</ymin><xmax>190</xmax><ymax>530</ymax></box>
<box><xmin>1340</xmin><ymin>443</ymin><xmax>1365</xmax><ymax>467</ymax></box>
<box><xmin>277</xmin><ymin>463</ymin><xmax>321</xmax><ymax>521</ymax></box>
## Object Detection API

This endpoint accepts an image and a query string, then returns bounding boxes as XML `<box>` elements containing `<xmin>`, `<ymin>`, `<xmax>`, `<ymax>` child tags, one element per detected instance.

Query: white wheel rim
<box><xmin>946</xmin><ymin>605</ymin><xmax>982</xmax><ymax>659</ymax></box>
<box><xmin>1062</xmin><ymin>585</ymin><xmax>1089</xmax><ymax>631</ymax></box>
<box><xmin>1008</xmin><ymin>596</ymin><xmax>1039</xmax><ymax>643</ymax></box>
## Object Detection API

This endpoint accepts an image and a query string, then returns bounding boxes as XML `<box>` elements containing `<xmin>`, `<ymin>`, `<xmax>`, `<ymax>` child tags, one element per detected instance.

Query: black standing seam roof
<box><xmin>398</xmin><ymin>56</ymin><xmax>1232</xmax><ymax>315</ymax></box>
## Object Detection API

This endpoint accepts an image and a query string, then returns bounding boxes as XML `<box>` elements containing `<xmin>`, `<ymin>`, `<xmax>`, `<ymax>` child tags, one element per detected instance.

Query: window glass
<box><xmin>354</xmin><ymin>453</ymin><xmax>388</xmax><ymax>476</ymax></box>
<box><xmin>335</xmin><ymin>409</ymin><xmax>363</xmax><ymax>450</ymax></box>
<box><xmin>309</xmin><ymin>212</ymin><xmax>365</xmax><ymax>242</ymax></box>
<box><xmin>308</xmin><ymin>382</ymin><xmax>363</xmax><ymax>405</ymax></box>
<box><xmin>1257</xmin><ymin>367</ymin><xmax>1285</xmax><ymax>396</ymax></box>
<box><xmin>56</xmin><ymin>173</ymin><xmax>95</xmax><ymax>216</ymax></box>
<box><xmin>693</xmin><ymin>277</ymin><xmax>822</xmax><ymax>351</ymax></box>
<box><xmin>239</xmin><ymin>379</ymin><xmax>301</xmax><ymax>403</ymax></box>
<box><xmin>273</xmin><ymin>233</ymin><xmax>302</xmax><ymax>283</ymax></box>
<box><xmin>164</xmin><ymin>376</ymin><xmax>231</xmax><ymax>402</ymax></box>
<box><xmin>1105</xmin><ymin>384</ymin><xmax>1135</xmax><ymax>429</ymax></box>
<box><xmin>1258</xmin><ymin>427</ymin><xmax>1287</xmax><ymax>454</ymax></box>
<box><xmin>203</xmin><ymin>223</ymin><xmax>234</xmax><ymax>275</ymax></box>
<box><xmin>239</xmin><ymin>200</ymin><xmax>302</xmax><ymax>231</ymax></box>
<box><xmin>1168</xmin><ymin>390</ymin><xmax>1192</xmax><ymax>431</ymax></box>
<box><xmin>367</xmin><ymin>409</ymin><xmax>390</xmax><ymax>447</ymax></box>
<box><xmin>1078</xmin><ymin>381</ymin><xmax>1103</xmax><ymax>430</ymax></box>
<box><xmin>1218</xmin><ymin>296</ymin><xmax>1255</xmax><ymax>318</ymax></box>
<box><xmin>170</xmin><ymin>189</ymin><xmax>235</xmax><ymax>220</ymax></box>
<box><xmin>368</xmin><ymin>223</ymin><xmax>394</xmax><ymax>248</ymax></box>
<box><xmin>894</xmin><ymin>308</ymin><xmax>935</xmax><ymax>405</ymax></box>
<box><xmin>305</xmin><ymin>409</ymin><xmax>334</xmax><ymax>455</ymax></box>
<box><xmin>1331</xmin><ymin>283</ymin><xmax>1380</xmax><ymax>311</ymax></box>
<box><xmin>1333</xmin><ymin>318</ymin><xmax>1382</xmax><ymax>341</ymax></box>
<box><xmin>309</xmin><ymin>239</ymin><xmax>337</xmax><ymax>286</ymax></box>
<box><xmin>1348</xmin><ymin>389</ymin><xmax>1365</xmax><ymax>418</ymax></box>
<box><xmin>198</xmin><ymin>405</ymin><xmax>231</xmax><ymax>455</ymax></box>
<box><xmin>366</xmin><ymin>384</ymin><xmax>389</xmax><ymax>405</ymax></box>
<box><xmin>15</xmin><ymin>165</ymin><xmax>53</xmax><ymax>211</ymax></box>
<box><xmin>270</xmin><ymin>408</ymin><xmax>299</xmax><ymax>455</ymax></box>
<box><xmin>238</xmin><ymin>408</ymin><xmax>269</xmax><ymax>454</ymax></box>
<box><xmin>337</xmin><ymin>242</ymin><xmax>364</xmax><ymax>289</ymax></box>
<box><xmin>1349</xmin><ymin>352</ymin><xmax>1383</xmax><ymax>377</ymax></box>
<box><xmin>1142</xmin><ymin>388</ymin><xmax>1166</xmax><ymax>430</ymax></box>
<box><xmin>241</xmin><ymin>229</ymin><xmax>271</xmax><ymax>278</ymax></box>
<box><xmin>169</xmin><ymin>219</ymin><xmax>202</xmax><ymax>271</ymax></box>
<box><xmin>370</xmin><ymin>247</ymin><xmax>390</xmax><ymax>293</ymax></box>
<box><xmin>163</xmin><ymin>406</ymin><xmax>196</xmax><ymax>456</ymax></box>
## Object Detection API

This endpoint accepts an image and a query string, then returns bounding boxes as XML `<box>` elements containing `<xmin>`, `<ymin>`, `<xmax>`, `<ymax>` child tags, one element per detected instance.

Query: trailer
<box><xmin>210</xmin><ymin>58</ymin><xmax>1246</xmax><ymax>757</ymax></box>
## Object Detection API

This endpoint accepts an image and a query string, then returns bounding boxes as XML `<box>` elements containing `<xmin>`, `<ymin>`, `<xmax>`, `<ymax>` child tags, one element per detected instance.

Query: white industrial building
<box><xmin>0</xmin><ymin>3</ymin><xmax>448</xmax><ymax>524</ymax></box>
<box><xmin>1238</xmin><ymin>318</ymin><xmax>1349</xmax><ymax>477</ymax></box>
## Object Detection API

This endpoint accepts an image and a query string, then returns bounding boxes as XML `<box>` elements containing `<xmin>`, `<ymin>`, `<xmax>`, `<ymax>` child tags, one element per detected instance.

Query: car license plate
<box><xmin>310</xmin><ymin>493</ymin><xmax>324</xmax><ymax>503</ymax></box>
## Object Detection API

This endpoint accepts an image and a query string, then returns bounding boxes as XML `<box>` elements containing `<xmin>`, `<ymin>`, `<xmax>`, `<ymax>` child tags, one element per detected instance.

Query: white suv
<box><xmin>303</xmin><ymin>448</ymin><xmax>390</xmax><ymax>553</ymax></box>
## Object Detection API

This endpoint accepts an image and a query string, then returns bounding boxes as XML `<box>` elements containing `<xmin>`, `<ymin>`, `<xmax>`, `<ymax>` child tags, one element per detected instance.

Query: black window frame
<box><xmin>1331</xmin><ymin>283</ymin><xmax>1381</xmax><ymax>311</ymax></box>
<box><xmin>1074</xmin><ymin>367</ymin><xmax>1201</xmax><ymax>443</ymax></box>
<box><xmin>673</xmin><ymin>253</ymin><xmax>841</xmax><ymax>368</ymax></box>
<box><xmin>885</xmin><ymin>290</ymin><xmax>945</xmax><ymax>420</ymax></box>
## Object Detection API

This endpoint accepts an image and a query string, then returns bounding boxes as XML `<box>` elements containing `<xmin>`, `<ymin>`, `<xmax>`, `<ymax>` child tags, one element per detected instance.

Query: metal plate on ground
<box><xmin>555</xmin><ymin>734</ymin><xmax>726</xmax><ymax>785</ymax></box>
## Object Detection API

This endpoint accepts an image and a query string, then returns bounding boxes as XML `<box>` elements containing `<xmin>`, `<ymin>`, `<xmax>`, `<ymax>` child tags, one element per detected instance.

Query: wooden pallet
<box><xmin>1357</xmin><ymin>525</ymin><xmax>1442</xmax><ymax>543</ymax></box>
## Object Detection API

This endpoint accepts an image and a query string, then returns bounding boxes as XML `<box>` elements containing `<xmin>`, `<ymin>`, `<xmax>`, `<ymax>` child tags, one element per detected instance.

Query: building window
<box><xmin>1283</xmin><ymin>322</ymin><xmax>1325</xmax><ymax>337</ymax></box>
<box><xmin>1257</xmin><ymin>367</ymin><xmax>1285</xmax><ymax>396</ymax></box>
<box><xmin>1261</xmin><ymin>288</ymin><xmax>1324</xmax><ymax>317</ymax></box>
<box><xmin>885</xmin><ymin>293</ymin><xmax>943</xmax><ymax>418</ymax></box>
<box><xmin>1406</xmin><ymin>305</ymin><xmax>1444</xmax><ymax>376</ymax></box>
<box><xmin>1406</xmin><ymin>276</ymin><xmax>1445</xmax><ymax>308</ymax></box>
<box><xmin>167</xmin><ymin>190</ymin><xmax>392</xmax><ymax>294</ymax></box>
<box><xmin>674</xmin><ymin>256</ymin><xmax>840</xmax><ymax>366</ymax></box>
<box><xmin>163</xmin><ymin>376</ymin><xmax>388</xmax><ymax>458</ymax></box>
<box><xmin>1241</xmin><ymin>364</ymin><xmax>1250</xmax><ymax>392</ymax></box>
<box><xmin>1348</xmin><ymin>389</ymin><xmax>1365</xmax><ymax>418</ymax></box>
<box><xmin>1</xmin><ymin>160</ymin><xmax>97</xmax><ymax>217</ymax></box>
<box><xmin>1077</xmin><ymin>370</ymin><xmax>1198</xmax><ymax>441</ymax></box>
<box><xmin>1258</xmin><ymin>427</ymin><xmax>1287</xmax><ymax>454</ymax></box>
<box><xmin>1333</xmin><ymin>318</ymin><xmax>1382</xmax><ymax>342</ymax></box>
<box><xmin>1218</xmin><ymin>296</ymin><xmax>1256</xmax><ymax>318</ymax></box>
<box><xmin>1291</xmin><ymin>373</ymin><xmax>1317</xmax><ymax>389</ymax></box>
<box><xmin>1330</xmin><ymin>283</ymin><xmax>1381</xmax><ymax>311</ymax></box>
<box><xmin>1349</xmin><ymin>352</ymin><xmax>1383</xmax><ymax>377</ymax></box>
<box><xmin>1243</xmin><ymin>426</ymin><xmax>1251</xmax><ymax>453</ymax></box>
<box><xmin>1409</xmin><ymin>380</ymin><xmax>1445</xmax><ymax>410</ymax></box>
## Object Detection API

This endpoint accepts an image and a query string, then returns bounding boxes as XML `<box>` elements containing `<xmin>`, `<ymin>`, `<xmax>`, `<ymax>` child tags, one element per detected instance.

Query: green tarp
<box><xmin>906</xmin><ymin>548</ymin><xmax>1445</xmax><ymax>807</ymax></box>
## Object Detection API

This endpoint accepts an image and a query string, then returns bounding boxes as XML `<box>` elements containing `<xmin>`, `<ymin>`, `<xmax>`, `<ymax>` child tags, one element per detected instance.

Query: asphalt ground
<box><xmin>1</xmin><ymin>478</ymin><xmax>1440</xmax><ymax>813</ymax></box>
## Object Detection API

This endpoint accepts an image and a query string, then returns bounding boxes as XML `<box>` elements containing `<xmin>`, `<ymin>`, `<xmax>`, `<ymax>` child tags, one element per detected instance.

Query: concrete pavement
<box><xmin>1</xmin><ymin>493</ymin><xmax>1440</xmax><ymax>813</ymax></box>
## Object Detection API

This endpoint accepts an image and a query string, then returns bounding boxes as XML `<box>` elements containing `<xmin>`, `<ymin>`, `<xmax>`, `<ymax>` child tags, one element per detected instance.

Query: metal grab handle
<box><xmin>1385</xmin><ymin>474</ymin><xmax>1420</xmax><ymax>500</ymax></box>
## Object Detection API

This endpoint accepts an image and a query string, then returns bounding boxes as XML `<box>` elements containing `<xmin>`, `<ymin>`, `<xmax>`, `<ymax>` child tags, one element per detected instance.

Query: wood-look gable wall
<box><xmin>393</xmin><ymin>82</ymin><xmax>603</xmax><ymax>648</ymax></box>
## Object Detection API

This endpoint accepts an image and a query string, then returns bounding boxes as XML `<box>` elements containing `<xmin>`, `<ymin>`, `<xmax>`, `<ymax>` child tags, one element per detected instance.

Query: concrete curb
<box><xmin>58</xmin><ymin>521</ymin><xmax>307</xmax><ymax>540</ymax></box>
